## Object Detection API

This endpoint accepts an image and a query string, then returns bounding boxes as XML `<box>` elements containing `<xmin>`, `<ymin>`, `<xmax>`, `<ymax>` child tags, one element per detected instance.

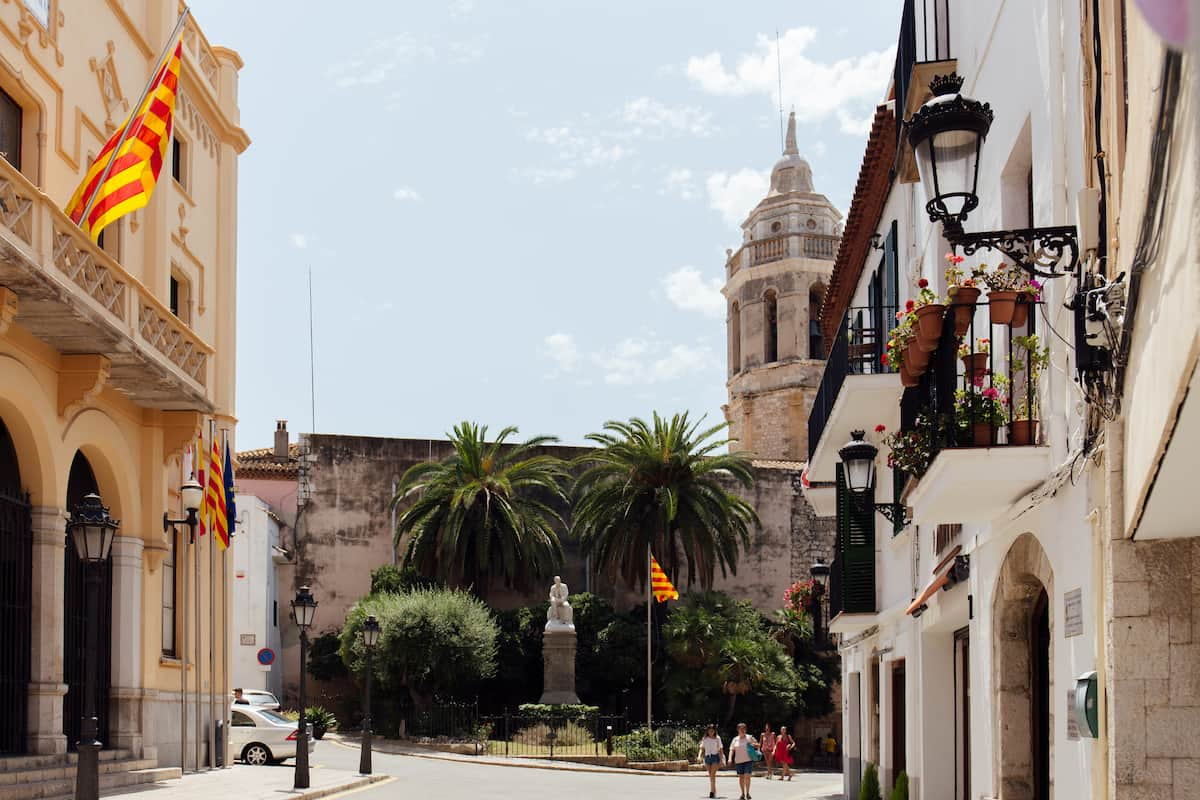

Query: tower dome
<box><xmin>769</xmin><ymin>112</ymin><xmax>814</xmax><ymax>195</ymax></box>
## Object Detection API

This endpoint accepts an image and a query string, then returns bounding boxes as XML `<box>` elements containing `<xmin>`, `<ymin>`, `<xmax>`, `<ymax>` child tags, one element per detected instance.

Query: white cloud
<box><xmin>594</xmin><ymin>338</ymin><xmax>717</xmax><ymax>385</ymax></box>
<box><xmin>393</xmin><ymin>186</ymin><xmax>422</xmax><ymax>202</ymax></box>
<box><xmin>448</xmin><ymin>37</ymin><xmax>488</xmax><ymax>64</ymax></box>
<box><xmin>449</xmin><ymin>0</ymin><xmax>475</xmax><ymax>17</ymax></box>
<box><xmin>661</xmin><ymin>168</ymin><xmax>698</xmax><ymax>201</ymax></box>
<box><xmin>685</xmin><ymin>27</ymin><xmax>894</xmax><ymax>134</ymax></box>
<box><xmin>661</xmin><ymin>266</ymin><xmax>725</xmax><ymax>319</ymax></box>
<box><xmin>525</xmin><ymin>126</ymin><xmax>629</xmax><ymax>169</ymax></box>
<box><xmin>289</xmin><ymin>233</ymin><xmax>308</xmax><ymax>250</ymax></box>
<box><xmin>510</xmin><ymin>166</ymin><xmax>578</xmax><ymax>185</ymax></box>
<box><xmin>619</xmin><ymin>97</ymin><xmax>715</xmax><ymax>139</ymax></box>
<box><xmin>705</xmin><ymin>168</ymin><xmax>769</xmax><ymax>229</ymax></box>
<box><xmin>326</xmin><ymin>34</ymin><xmax>436</xmax><ymax>88</ymax></box>
<box><xmin>542</xmin><ymin>333</ymin><xmax>579</xmax><ymax>372</ymax></box>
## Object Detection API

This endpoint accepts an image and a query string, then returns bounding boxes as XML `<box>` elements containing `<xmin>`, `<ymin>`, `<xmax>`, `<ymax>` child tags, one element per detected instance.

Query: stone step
<box><xmin>0</xmin><ymin>752</ymin><xmax>133</xmax><ymax>774</ymax></box>
<box><xmin>0</xmin><ymin>759</ymin><xmax>155</xmax><ymax>785</ymax></box>
<box><xmin>0</xmin><ymin>761</ymin><xmax>175</xmax><ymax>800</ymax></box>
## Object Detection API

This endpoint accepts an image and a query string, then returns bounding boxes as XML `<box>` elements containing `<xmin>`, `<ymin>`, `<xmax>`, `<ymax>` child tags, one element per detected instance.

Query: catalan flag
<box><xmin>207</xmin><ymin>431</ymin><xmax>228</xmax><ymax>550</ymax></box>
<box><xmin>64</xmin><ymin>25</ymin><xmax>184</xmax><ymax>241</ymax></box>
<box><xmin>650</xmin><ymin>555</ymin><xmax>678</xmax><ymax>603</ymax></box>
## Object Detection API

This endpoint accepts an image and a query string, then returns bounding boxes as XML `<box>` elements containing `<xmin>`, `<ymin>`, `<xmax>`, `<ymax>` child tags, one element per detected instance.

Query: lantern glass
<box><xmin>809</xmin><ymin>559</ymin><xmax>831</xmax><ymax>590</ymax></box>
<box><xmin>914</xmin><ymin>121</ymin><xmax>984</xmax><ymax>224</ymax></box>
<box><xmin>838</xmin><ymin>431</ymin><xmax>879</xmax><ymax>494</ymax></box>
<box><xmin>180</xmin><ymin>476</ymin><xmax>204</xmax><ymax>513</ymax></box>
<box><xmin>67</xmin><ymin>493</ymin><xmax>119</xmax><ymax>564</ymax></box>
<box><xmin>362</xmin><ymin>615</ymin><xmax>381</xmax><ymax>649</ymax></box>
<box><xmin>292</xmin><ymin>586</ymin><xmax>318</xmax><ymax>631</ymax></box>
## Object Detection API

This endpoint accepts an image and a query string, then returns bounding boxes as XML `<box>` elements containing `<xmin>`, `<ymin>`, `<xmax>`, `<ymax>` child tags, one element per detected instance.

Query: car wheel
<box><xmin>242</xmin><ymin>743</ymin><xmax>271</xmax><ymax>766</ymax></box>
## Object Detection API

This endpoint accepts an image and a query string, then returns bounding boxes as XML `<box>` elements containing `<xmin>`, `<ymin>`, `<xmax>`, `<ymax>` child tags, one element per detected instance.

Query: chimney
<box><xmin>274</xmin><ymin>420</ymin><xmax>289</xmax><ymax>459</ymax></box>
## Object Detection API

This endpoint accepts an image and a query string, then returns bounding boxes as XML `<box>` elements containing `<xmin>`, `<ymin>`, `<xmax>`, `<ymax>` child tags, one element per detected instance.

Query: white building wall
<box><xmin>231</xmin><ymin>494</ymin><xmax>282</xmax><ymax>698</ymax></box>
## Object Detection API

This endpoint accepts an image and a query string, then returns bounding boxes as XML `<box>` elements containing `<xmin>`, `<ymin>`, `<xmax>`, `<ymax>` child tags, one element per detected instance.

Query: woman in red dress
<box><xmin>773</xmin><ymin>725</ymin><xmax>795</xmax><ymax>781</ymax></box>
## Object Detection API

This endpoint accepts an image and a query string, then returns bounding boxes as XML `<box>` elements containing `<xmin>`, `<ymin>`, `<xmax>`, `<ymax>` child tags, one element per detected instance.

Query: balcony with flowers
<box><xmin>880</xmin><ymin>255</ymin><xmax>1053</xmax><ymax>524</ymax></box>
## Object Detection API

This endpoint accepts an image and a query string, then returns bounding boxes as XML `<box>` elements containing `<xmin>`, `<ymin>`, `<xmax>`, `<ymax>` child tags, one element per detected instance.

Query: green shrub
<box><xmin>859</xmin><ymin>762</ymin><xmax>882</xmax><ymax>800</ymax></box>
<box><xmin>889</xmin><ymin>771</ymin><xmax>909</xmax><ymax>800</ymax></box>
<box><xmin>614</xmin><ymin>726</ymin><xmax>700</xmax><ymax>763</ymax></box>
<box><xmin>517</xmin><ymin>703</ymin><xmax>599</xmax><ymax>721</ymax></box>
<box><xmin>305</xmin><ymin>706</ymin><xmax>336</xmax><ymax>729</ymax></box>
<box><xmin>512</xmin><ymin>720</ymin><xmax>593</xmax><ymax>747</ymax></box>
<box><xmin>307</xmin><ymin>632</ymin><xmax>349</xmax><ymax>681</ymax></box>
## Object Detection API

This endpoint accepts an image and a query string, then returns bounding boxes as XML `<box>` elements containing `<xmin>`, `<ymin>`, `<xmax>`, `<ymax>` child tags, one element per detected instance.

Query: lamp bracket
<box><xmin>850</xmin><ymin>492</ymin><xmax>909</xmax><ymax>526</ymax></box>
<box><xmin>948</xmin><ymin>224</ymin><xmax>1080</xmax><ymax>279</ymax></box>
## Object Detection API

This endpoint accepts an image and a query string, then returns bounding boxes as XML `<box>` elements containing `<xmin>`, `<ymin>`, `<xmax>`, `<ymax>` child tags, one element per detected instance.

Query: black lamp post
<box><xmin>907</xmin><ymin>73</ymin><xmax>1080</xmax><ymax>279</ymax></box>
<box><xmin>358</xmin><ymin>614</ymin><xmax>381</xmax><ymax>775</ymax></box>
<box><xmin>291</xmin><ymin>586</ymin><xmax>317</xmax><ymax>790</ymax></box>
<box><xmin>66</xmin><ymin>494</ymin><xmax>120</xmax><ymax>800</ymax></box>
<box><xmin>838</xmin><ymin>431</ymin><xmax>907</xmax><ymax>525</ymax></box>
<box><xmin>809</xmin><ymin>559</ymin><xmax>831</xmax><ymax>645</ymax></box>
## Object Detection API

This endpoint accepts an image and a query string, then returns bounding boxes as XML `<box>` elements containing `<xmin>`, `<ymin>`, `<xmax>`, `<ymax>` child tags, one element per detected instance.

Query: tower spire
<box><xmin>784</xmin><ymin>111</ymin><xmax>798</xmax><ymax>156</ymax></box>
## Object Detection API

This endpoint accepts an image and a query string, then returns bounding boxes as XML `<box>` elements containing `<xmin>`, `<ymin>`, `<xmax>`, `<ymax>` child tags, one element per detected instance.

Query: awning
<box><xmin>906</xmin><ymin>545</ymin><xmax>962</xmax><ymax>616</ymax></box>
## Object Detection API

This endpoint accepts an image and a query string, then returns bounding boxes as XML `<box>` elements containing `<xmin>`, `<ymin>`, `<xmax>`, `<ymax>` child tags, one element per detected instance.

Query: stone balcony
<box><xmin>0</xmin><ymin>159</ymin><xmax>212</xmax><ymax>410</ymax></box>
<box><xmin>726</xmin><ymin>232</ymin><xmax>839</xmax><ymax>277</ymax></box>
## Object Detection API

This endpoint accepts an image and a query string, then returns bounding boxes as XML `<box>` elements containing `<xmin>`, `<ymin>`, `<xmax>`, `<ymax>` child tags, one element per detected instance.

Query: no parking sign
<box><xmin>257</xmin><ymin>648</ymin><xmax>275</xmax><ymax>667</ymax></box>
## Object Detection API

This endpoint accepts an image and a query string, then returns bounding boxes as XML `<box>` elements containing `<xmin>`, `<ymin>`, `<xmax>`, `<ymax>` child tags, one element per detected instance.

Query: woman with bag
<box><xmin>727</xmin><ymin>722</ymin><xmax>761</xmax><ymax>800</ymax></box>
<box><xmin>696</xmin><ymin>724</ymin><xmax>725</xmax><ymax>799</ymax></box>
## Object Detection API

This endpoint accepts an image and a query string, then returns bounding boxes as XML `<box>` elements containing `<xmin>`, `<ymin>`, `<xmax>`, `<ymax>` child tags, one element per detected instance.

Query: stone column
<box><xmin>109</xmin><ymin>535</ymin><xmax>145</xmax><ymax>756</ymax></box>
<box><xmin>539</xmin><ymin>628</ymin><xmax>580</xmax><ymax>705</ymax></box>
<box><xmin>27</xmin><ymin>506</ymin><xmax>66</xmax><ymax>755</ymax></box>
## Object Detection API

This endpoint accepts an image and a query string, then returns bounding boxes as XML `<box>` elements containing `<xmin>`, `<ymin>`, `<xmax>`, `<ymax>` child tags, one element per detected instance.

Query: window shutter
<box><xmin>836</xmin><ymin>463</ymin><xmax>876</xmax><ymax>614</ymax></box>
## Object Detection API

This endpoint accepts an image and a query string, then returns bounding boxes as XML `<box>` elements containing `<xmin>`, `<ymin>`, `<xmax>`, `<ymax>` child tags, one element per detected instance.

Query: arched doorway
<box><xmin>63</xmin><ymin>451</ymin><xmax>112</xmax><ymax>750</ymax></box>
<box><xmin>993</xmin><ymin>533</ymin><xmax>1054</xmax><ymax>800</ymax></box>
<box><xmin>0</xmin><ymin>418</ymin><xmax>31</xmax><ymax>754</ymax></box>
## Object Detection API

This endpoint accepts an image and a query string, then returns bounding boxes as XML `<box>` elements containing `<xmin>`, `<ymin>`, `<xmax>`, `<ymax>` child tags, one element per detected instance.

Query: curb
<box><xmin>293</xmin><ymin>775</ymin><xmax>392</xmax><ymax>800</ymax></box>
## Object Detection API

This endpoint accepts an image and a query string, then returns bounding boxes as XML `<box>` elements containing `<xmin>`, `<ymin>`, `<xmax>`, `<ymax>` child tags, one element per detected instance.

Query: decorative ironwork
<box><xmin>948</xmin><ymin>224</ymin><xmax>1080</xmax><ymax>279</ymax></box>
<box><xmin>850</xmin><ymin>491</ymin><xmax>909</xmax><ymax>526</ymax></box>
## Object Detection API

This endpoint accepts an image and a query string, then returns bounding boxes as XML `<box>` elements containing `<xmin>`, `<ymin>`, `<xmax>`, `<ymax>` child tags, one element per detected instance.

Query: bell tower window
<box><xmin>764</xmin><ymin>289</ymin><xmax>778</xmax><ymax>363</ymax></box>
<box><xmin>730</xmin><ymin>301</ymin><xmax>741</xmax><ymax>376</ymax></box>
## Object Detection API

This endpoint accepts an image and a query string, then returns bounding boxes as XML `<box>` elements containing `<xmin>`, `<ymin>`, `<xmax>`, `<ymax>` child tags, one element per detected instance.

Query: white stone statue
<box><xmin>545</xmin><ymin>575</ymin><xmax>574</xmax><ymax>629</ymax></box>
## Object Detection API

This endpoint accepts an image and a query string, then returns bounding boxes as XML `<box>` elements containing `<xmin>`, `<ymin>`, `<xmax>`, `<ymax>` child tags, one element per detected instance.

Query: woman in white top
<box><xmin>727</xmin><ymin>722</ymin><xmax>760</xmax><ymax>800</ymax></box>
<box><xmin>696</xmin><ymin>724</ymin><xmax>724</xmax><ymax>799</ymax></box>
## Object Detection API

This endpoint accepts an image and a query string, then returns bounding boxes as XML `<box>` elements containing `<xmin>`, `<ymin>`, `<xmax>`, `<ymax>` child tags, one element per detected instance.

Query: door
<box><xmin>954</xmin><ymin>627</ymin><xmax>970</xmax><ymax>800</ymax></box>
<box><xmin>63</xmin><ymin>452</ymin><xmax>112</xmax><ymax>750</ymax></box>
<box><xmin>1031</xmin><ymin>590</ymin><xmax>1050</xmax><ymax>800</ymax></box>
<box><xmin>891</xmin><ymin>660</ymin><xmax>906</xmax><ymax>781</ymax></box>
<box><xmin>0</xmin><ymin>419</ymin><xmax>30</xmax><ymax>754</ymax></box>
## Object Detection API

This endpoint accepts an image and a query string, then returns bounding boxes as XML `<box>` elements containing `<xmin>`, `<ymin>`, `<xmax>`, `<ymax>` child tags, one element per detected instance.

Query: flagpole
<box><xmin>646</xmin><ymin>543</ymin><xmax>651</xmax><ymax>731</ymax></box>
<box><xmin>208</xmin><ymin>420</ymin><xmax>216</xmax><ymax>768</ymax></box>
<box><xmin>194</xmin><ymin>429</ymin><xmax>202</xmax><ymax>772</ymax></box>
<box><xmin>179</xmin><ymin>451</ymin><xmax>188</xmax><ymax>772</ymax></box>
<box><xmin>222</xmin><ymin>430</ymin><xmax>231</xmax><ymax>769</ymax></box>
<box><xmin>76</xmin><ymin>7</ymin><xmax>190</xmax><ymax>232</ymax></box>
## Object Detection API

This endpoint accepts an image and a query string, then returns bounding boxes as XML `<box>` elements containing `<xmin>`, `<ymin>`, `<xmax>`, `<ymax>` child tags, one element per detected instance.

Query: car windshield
<box><xmin>256</xmin><ymin>709</ymin><xmax>293</xmax><ymax>726</ymax></box>
<box><xmin>248</xmin><ymin>694</ymin><xmax>278</xmax><ymax>705</ymax></box>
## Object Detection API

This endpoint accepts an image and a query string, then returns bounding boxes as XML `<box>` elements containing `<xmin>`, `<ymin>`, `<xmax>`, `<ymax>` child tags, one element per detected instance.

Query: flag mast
<box><xmin>645</xmin><ymin>542</ymin><xmax>651</xmax><ymax>731</ymax></box>
<box><xmin>75</xmin><ymin>7</ymin><xmax>190</xmax><ymax>234</ymax></box>
<box><xmin>208</xmin><ymin>419</ymin><xmax>216</xmax><ymax>768</ymax></box>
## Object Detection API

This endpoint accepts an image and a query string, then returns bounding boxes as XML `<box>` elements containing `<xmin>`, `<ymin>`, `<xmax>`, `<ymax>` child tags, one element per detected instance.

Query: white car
<box><xmin>237</xmin><ymin>690</ymin><xmax>281</xmax><ymax>711</ymax></box>
<box><xmin>229</xmin><ymin>704</ymin><xmax>315</xmax><ymax>766</ymax></box>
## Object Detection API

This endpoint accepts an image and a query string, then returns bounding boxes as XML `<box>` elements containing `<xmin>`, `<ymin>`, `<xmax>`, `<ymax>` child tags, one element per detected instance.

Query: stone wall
<box><xmin>1107</xmin><ymin>537</ymin><xmax>1200</xmax><ymax>800</ymax></box>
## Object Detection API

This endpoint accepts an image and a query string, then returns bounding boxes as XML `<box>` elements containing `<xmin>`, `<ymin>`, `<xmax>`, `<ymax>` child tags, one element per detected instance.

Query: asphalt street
<box><xmin>300</xmin><ymin>738</ymin><xmax>844</xmax><ymax>800</ymax></box>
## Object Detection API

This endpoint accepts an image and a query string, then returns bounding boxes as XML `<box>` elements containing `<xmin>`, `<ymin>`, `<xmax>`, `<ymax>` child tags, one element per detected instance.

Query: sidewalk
<box><xmin>99</xmin><ymin>764</ymin><xmax>388</xmax><ymax>800</ymax></box>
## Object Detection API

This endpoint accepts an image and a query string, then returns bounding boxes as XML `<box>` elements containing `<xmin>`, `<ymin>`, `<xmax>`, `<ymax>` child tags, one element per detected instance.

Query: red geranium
<box><xmin>874</xmin><ymin>424</ymin><xmax>886</xmax><ymax>433</ymax></box>
<box><xmin>918</xmin><ymin>278</ymin><xmax>929</xmax><ymax>288</ymax></box>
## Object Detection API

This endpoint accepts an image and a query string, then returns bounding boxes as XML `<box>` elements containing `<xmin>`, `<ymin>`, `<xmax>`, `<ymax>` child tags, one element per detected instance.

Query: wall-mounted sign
<box><xmin>257</xmin><ymin>647</ymin><xmax>276</xmax><ymax>666</ymax></box>
<box><xmin>239</xmin><ymin>633</ymin><xmax>256</xmax><ymax>646</ymax></box>
<box><xmin>1064</xmin><ymin>588</ymin><xmax>1083</xmax><ymax>638</ymax></box>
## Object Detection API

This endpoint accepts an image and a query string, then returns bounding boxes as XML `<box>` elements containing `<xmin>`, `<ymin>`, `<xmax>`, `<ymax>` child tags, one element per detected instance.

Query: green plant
<box><xmin>944</xmin><ymin>252</ymin><xmax>978</xmax><ymax>291</ymax></box>
<box><xmin>279</xmin><ymin>709</ymin><xmax>300</xmax><ymax>721</ymax></box>
<box><xmin>955</xmin><ymin>377</ymin><xmax>1008</xmax><ymax>431</ymax></box>
<box><xmin>859</xmin><ymin>762</ymin><xmax>882</xmax><ymax>800</ymax></box>
<box><xmin>517</xmin><ymin>703</ymin><xmax>599</xmax><ymax>721</ymax></box>
<box><xmin>977</xmin><ymin>261</ymin><xmax>1024</xmax><ymax>292</ymax></box>
<box><xmin>512</xmin><ymin>720</ymin><xmax>594</xmax><ymax>748</ymax></box>
<box><xmin>369</xmin><ymin>564</ymin><xmax>438</xmax><ymax>595</ymax></box>
<box><xmin>1010</xmin><ymin>334</ymin><xmax>1050</xmax><ymax>420</ymax></box>
<box><xmin>340</xmin><ymin>588</ymin><xmax>499</xmax><ymax>711</ymax></box>
<box><xmin>913</xmin><ymin>277</ymin><xmax>943</xmax><ymax>308</ymax></box>
<box><xmin>884</xmin><ymin>309</ymin><xmax>916</xmax><ymax>369</ymax></box>
<box><xmin>307</xmin><ymin>631</ymin><xmax>349</xmax><ymax>681</ymax></box>
<box><xmin>613</xmin><ymin>726</ymin><xmax>699</xmax><ymax>763</ymax></box>
<box><xmin>880</xmin><ymin>412</ymin><xmax>939</xmax><ymax>478</ymax></box>
<box><xmin>889</xmin><ymin>771</ymin><xmax>909</xmax><ymax>800</ymax></box>
<box><xmin>572</xmin><ymin>412</ymin><xmax>758</xmax><ymax>589</ymax></box>
<box><xmin>305</xmin><ymin>706</ymin><xmax>336</xmax><ymax>738</ymax></box>
<box><xmin>957</xmin><ymin>337</ymin><xmax>990</xmax><ymax>359</ymax></box>
<box><xmin>392</xmin><ymin>421</ymin><xmax>569</xmax><ymax>594</ymax></box>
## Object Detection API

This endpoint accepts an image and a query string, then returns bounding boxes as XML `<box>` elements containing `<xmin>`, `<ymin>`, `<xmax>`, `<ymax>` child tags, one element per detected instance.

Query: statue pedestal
<box><xmin>539</xmin><ymin>625</ymin><xmax>580</xmax><ymax>705</ymax></box>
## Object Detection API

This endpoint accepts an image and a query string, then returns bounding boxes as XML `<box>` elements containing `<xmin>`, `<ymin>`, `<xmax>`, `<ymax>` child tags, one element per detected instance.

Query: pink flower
<box><xmin>918</xmin><ymin>278</ymin><xmax>929</xmax><ymax>288</ymax></box>
<box><xmin>983</xmin><ymin>387</ymin><xmax>999</xmax><ymax>400</ymax></box>
<box><xmin>874</xmin><ymin>424</ymin><xmax>886</xmax><ymax>433</ymax></box>
<box><xmin>896</xmin><ymin>311</ymin><xmax>904</xmax><ymax>321</ymax></box>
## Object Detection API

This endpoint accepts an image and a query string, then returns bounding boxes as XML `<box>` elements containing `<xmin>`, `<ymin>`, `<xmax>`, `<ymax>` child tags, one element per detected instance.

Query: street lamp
<box><xmin>291</xmin><ymin>586</ymin><xmax>317</xmax><ymax>789</ymax></box>
<box><xmin>809</xmin><ymin>559</ymin><xmax>831</xmax><ymax>645</ymax></box>
<box><xmin>838</xmin><ymin>431</ymin><xmax>907</xmax><ymax>525</ymax></box>
<box><xmin>907</xmin><ymin>73</ymin><xmax>1080</xmax><ymax>279</ymax></box>
<box><xmin>358</xmin><ymin>614</ymin><xmax>381</xmax><ymax>775</ymax></box>
<box><xmin>66</xmin><ymin>494</ymin><xmax>119</xmax><ymax>800</ymax></box>
<box><xmin>162</xmin><ymin>475</ymin><xmax>204</xmax><ymax>539</ymax></box>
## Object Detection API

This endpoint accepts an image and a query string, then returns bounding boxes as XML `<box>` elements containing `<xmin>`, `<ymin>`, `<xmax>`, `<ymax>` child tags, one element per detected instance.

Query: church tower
<box><xmin>723</xmin><ymin>112</ymin><xmax>842</xmax><ymax>461</ymax></box>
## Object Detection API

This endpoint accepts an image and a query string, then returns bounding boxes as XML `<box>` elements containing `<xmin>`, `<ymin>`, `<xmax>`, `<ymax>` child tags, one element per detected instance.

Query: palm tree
<box><xmin>572</xmin><ymin>412</ymin><xmax>759</xmax><ymax>590</ymax></box>
<box><xmin>392</xmin><ymin>421</ymin><xmax>568</xmax><ymax>594</ymax></box>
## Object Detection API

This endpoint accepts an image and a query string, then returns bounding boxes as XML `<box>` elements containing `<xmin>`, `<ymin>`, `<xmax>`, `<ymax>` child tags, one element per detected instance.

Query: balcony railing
<box><xmin>897</xmin><ymin>298</ymin><xmax>1043</xmax><ymax>455</ymax></box>
<box><xmin>0</xmin><ymin>158</ymin><xmax>212</xmax><ymax>409</ymax></box>
<box><xmin>727</xmin><ymin>232</ymin><xmax>839</xmax><ymax>276</ymax></box>
<box><xmin>808</xmin><ymin>305</ymin><xmax>898</xmax><ymax>461</ymax></box>
<box><xmin>894</xmin><ymin>0</ymin><xmax>952</xmax><ymax>138</ymax></box>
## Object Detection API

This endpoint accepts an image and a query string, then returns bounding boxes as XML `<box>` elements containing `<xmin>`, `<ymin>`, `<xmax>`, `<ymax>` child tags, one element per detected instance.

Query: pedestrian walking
<box><xmin>760</xmin><ymin>724</ymin><xmax>776</xmax><ymax>778</ymax></box>
<box><xmin>727</xmin><ymin>722</ymin><xmax>760</xmax><ymax>800</ymax></box>
<box><xmin>774</xmin><ymin>725</ymin><xmax>795</xmax><ymax>781</ymax></box>
<box><xmin>696</xmin><ymin>724</ymin><xmax>725</xmax><ymax>799</ymax></box>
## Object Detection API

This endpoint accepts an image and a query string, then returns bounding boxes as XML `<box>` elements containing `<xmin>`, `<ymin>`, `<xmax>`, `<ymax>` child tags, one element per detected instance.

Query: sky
<box><xmin>186</xmin><ymin>0</ymin><xmax>902</xmax><ymax>450</ymax></box>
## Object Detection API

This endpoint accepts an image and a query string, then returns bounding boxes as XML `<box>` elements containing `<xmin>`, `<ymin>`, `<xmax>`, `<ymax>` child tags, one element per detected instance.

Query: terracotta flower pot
<box><xmin>906</xmin><ymin>341</ymin><xmax>931</xmax><ymax>372</ymax></box>
<box><xmin>950</xmin><ymin>286</ymin><xmax>981</xmax><ymax>337</ymax></box>
<box><xmin>971</xmin><ymin>422</ymin><xmax>997</xmax><ymax>447</ymax></box>
<box><xmin>914</xmin><ymin>304</ymin><xmax>946</xmax><ymax>349</ymax></box>
<box><xmin>961</xmin><ymin>352</ymin><xmax>989</xmax><ymax>377</ymax></box>
<box><xmin>1009</xmin><ymin>419</ymin><xmax>1039</xmax><ymax>446</ymax></box>
<box><xmin>1011</xmin><ymin>295</ymin><xmax>1031</xmax><ymax>328</ymax></box>
<box><xmin>900</xmin><ymin>363</ymin><xmax>919</xmax><ymax>388</ymax></box>
<box><xmin>988</xmin><ymin>290</ymin><xmax>1020</xmax><ymax>325</ymax></box>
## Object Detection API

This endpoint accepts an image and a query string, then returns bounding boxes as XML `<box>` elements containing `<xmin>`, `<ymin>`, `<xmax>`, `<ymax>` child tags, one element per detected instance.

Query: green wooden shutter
<box><xmin>836</xmin><ymin>463</ymin><xmax>876</xmax><ymax>614</ymax></box>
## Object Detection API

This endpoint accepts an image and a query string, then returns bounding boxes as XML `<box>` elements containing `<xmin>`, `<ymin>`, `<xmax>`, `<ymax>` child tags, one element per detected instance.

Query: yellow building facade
<box><xmin>0</xmin><ymin>0</ymin><xmax>246</xmax><ymax>773</ymax></box>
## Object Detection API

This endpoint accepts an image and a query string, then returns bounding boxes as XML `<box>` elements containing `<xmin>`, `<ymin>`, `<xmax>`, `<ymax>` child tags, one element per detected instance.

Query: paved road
<box><xmin>302</xmin><ymin>738</ymin><xmax>844</xmax><ymax>800</ymax></box>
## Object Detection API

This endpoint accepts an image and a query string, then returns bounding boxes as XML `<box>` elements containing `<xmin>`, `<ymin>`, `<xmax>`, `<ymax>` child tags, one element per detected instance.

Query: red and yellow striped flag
<box><xmin>650</xmin><ymin>555</ymin><xmax>678</xmax><ymax>603</ymax></box>
<box><xmin>64</xmin><ymin>37</ymin><xmax>183</xmax><ymax>241</ymax></box>
<box><xmin>207</xmin><ymin>431</ymin><xmax>228</xmax><ymax>550</ymax></box>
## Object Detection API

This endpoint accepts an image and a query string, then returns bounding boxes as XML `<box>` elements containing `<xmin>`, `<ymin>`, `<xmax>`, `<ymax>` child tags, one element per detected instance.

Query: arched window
<box><xmin>730</xmin><ymin>302</ymin><xmax>741</xmax><ymax>376</ymax></box>
<box><xmin>809</xmin><ymin>284</ymin><xmax>826</xmax><ymax>359</ymax></box>
<box><xmin>763</xmin><ymin>290</ymin><xmax>778</xmax><ymax>363</ymax></box>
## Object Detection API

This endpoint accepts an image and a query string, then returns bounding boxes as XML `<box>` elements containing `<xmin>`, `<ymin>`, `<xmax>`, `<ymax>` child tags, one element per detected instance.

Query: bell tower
<box><xmin>723</xmin><ymin>112</ymin><xmax>842</xmax><ymax>461</ymax></box>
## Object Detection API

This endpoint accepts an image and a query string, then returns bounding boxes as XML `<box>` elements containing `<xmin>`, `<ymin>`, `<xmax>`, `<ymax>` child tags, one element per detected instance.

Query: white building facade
<box><xmin>230</xmin><ymin>495</ymin><xmax>283</xmax><ymax>699</ymax></box>
<box><xmin>803</xmin><ymin>1</ymin><xmax>1131</xmax><ymax>798</ymax></box>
